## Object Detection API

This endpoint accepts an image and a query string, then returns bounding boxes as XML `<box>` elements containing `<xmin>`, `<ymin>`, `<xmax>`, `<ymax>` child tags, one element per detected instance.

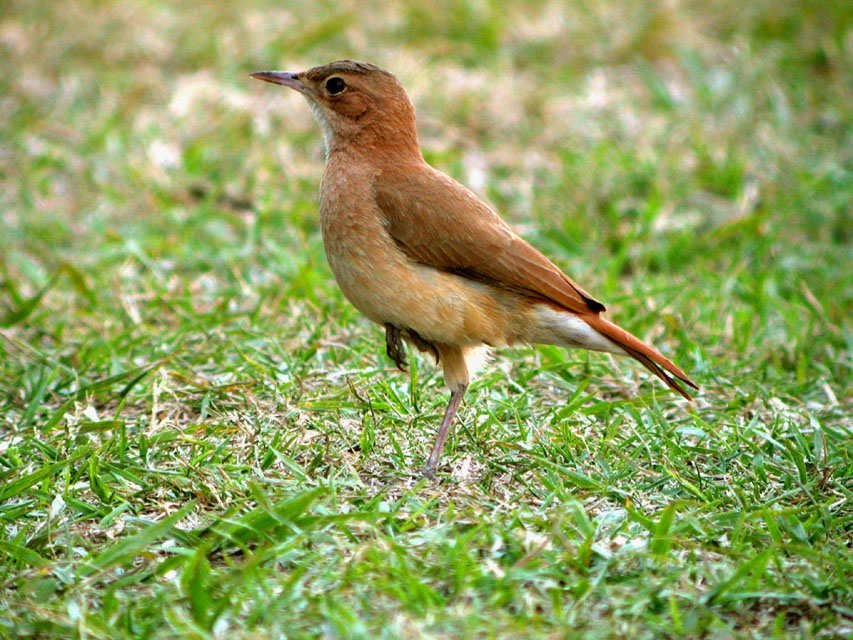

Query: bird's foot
<box><xmin>407</xmin><ymin>329</ymin><xmax>439</xmax><ymax>363</ymax></box>
<box><xmin>384</xmin><ymin>323</ymin><xmax>408</xmax><ymax>371</ymax></box>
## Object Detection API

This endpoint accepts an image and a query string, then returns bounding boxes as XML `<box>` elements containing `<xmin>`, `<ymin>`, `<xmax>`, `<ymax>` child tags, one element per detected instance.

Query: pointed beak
<box><xmin>250</xmin><ymin>71</ymin><xmax>306</xmax><ymax>92</ymax></box>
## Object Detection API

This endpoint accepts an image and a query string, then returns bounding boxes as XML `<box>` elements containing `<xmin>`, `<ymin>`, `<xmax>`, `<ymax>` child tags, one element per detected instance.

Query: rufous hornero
<box><xmin>251</xmin><ymin>61</ymin><xmax>697</xmax><ymax>478</ymax></box>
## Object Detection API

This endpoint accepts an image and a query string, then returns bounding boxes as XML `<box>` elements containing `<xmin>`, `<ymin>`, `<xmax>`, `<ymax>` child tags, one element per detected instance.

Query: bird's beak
<box><xmin>250</xmin><ymin>71</ymin><xmax>306</xmax><ymax>92</ymax></box>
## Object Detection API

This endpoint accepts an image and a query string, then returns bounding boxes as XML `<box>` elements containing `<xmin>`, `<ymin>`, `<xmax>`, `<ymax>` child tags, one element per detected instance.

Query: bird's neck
<box><xmin>328</xmin><ymin>114</ymin><xmax>423</xmax><ymax>164</ymax></box>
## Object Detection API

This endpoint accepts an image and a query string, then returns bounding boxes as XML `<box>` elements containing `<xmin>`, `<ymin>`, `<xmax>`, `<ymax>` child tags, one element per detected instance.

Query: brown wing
<box><xmin>374</xmin><ymin>165</ymin><xmax>605</xmax><ymax>315</ymax></box>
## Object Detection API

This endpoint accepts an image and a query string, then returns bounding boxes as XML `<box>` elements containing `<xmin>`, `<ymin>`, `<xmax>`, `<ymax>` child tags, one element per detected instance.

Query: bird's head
<box><xmin>251</xmin><ymin>60</ymin><xmax>419</xmax><ymax>158</ymax></box>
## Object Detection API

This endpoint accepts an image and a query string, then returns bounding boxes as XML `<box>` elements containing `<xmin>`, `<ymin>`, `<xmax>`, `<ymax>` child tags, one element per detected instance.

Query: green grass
<box><xmin>1</xmin><ymin>0</ymin><xmax>851</xmax><ymax>637</ymax></box>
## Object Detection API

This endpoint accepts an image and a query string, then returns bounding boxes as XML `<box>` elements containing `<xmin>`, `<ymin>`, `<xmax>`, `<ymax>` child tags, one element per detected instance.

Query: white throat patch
<box><xmin>306</xmin><ymin>99</ymin><xmax>334</xmax><ymax>157</ymax></box>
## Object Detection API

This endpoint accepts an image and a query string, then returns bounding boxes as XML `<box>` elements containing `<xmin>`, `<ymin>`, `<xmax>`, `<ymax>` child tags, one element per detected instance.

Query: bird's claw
<box><xmin>384</xmin><ymin>323</ymin><xmax>408</xmax><ymax>372</ymax></box>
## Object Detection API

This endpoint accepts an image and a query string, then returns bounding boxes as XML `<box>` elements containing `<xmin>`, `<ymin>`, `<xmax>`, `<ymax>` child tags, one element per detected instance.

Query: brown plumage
<box><xmin>251</xmin><ymin>61</ymin><xmax>698</xmax><ymax>477</ymax></box>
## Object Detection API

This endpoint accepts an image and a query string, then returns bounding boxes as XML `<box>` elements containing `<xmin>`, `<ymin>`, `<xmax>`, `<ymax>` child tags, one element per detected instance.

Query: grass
<box><xmin>1</xmin><ymin>0</ymin><xmax>851</xmax><ymax>637</ymax></box>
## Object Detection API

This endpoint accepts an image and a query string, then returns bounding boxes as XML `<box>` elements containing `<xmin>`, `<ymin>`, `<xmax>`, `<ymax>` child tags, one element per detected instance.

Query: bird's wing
<box><xmin>374</xmin><ymin>165</ymin><xmax>605</xmax><ymax>315</ymax></box>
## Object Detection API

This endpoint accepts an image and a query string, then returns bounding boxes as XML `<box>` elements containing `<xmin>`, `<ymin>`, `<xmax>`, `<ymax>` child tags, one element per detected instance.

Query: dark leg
<box><xmin>407</xmin><ymin>329</ymin><xmax>439</xmax><ymax>363</ymax></box>
<box><xmin>423</xmin><ymin>383</ymin><xmax>468</xmax><ymax>479</ymax></box>
<box><xmin>384</xmin><ymin>323</ymin><xmax>408</xmax><ymax>371</ymax></box>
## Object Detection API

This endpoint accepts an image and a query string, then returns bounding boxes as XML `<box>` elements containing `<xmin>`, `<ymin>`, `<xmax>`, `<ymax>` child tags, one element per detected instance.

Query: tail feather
<box><xmin>582</xmin><ymin>315</ymin><xmax>697</xmax><ymax>400</ymax></box>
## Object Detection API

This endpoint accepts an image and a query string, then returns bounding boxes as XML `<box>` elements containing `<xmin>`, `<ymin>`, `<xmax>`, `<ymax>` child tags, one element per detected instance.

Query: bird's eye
<box><xmin>325</xmin><ymin>77</ymin><xmax>347</xmax><ymax>95</ymax></box>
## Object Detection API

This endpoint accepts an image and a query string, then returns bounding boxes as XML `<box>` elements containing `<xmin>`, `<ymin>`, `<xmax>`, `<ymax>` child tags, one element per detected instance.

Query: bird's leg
<box><xmin>406</xmin><ymin>329</ymin><xmax>440</xmax><ymax>363</ymax></box>
<box><xmin>384</xmin><ymin>323</ymin><xmax>408</xmax><ymax>371</ymax></box>
<box><xmin>423</xmin><ymin>383</ymin><xmax>468</xmax><ymax>479</ymax></box>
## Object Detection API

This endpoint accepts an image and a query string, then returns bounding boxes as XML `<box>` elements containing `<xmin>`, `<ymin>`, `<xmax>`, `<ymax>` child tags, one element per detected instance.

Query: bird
<box><xmin>250</xmin><ymin>60</ymin><xmax>697</xmax><ymax>477</ymax></box>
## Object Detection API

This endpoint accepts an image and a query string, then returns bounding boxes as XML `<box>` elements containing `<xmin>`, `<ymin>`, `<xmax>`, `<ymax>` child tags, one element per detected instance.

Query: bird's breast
<box><xmin>317</xmin><ymin>161</ymin><xmax>512</xmax><ymax>348</ymax></box>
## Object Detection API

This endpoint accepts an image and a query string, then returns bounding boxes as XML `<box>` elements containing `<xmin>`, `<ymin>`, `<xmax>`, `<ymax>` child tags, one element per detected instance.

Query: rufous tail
<box><xmin>583</xmin><ymin>315</ymin><xmax>698</xmax><ymax>400</ymax></box>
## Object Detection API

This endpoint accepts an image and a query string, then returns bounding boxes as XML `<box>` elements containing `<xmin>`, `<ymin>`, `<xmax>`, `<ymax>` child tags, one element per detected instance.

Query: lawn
<box><xmin>1</xmin><ymin>0</ymin><xmax>851</xmax><ymax>638</ymax></box>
